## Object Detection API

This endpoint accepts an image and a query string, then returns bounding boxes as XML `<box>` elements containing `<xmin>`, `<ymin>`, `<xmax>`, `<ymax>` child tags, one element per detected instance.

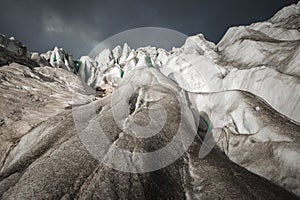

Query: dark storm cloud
<box><xmin>0</xmin><ymin>0</ymin><xmax>298</xmax><ymax>58</ymax></box>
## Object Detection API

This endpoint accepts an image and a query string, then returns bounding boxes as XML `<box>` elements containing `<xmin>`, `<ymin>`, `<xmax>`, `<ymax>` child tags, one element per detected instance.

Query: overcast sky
<box><xmin>0</xmin><ymin>0</ymin><xmax>298</xmax><ymax>58</ymax></box>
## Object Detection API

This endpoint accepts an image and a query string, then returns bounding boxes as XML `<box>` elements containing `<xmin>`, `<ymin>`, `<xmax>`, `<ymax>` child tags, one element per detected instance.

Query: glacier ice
<box><xmin>6</xmin><ymin>1</ymin><xmax>299</xmax><ymax>197</ymax></box>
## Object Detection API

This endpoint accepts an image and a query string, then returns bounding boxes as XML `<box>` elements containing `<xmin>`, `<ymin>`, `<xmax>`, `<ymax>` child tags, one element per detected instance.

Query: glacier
<box><xmin>0</xmin><ymin>1</ymin><xmax>299</xmax><ymax>199</ymax></box>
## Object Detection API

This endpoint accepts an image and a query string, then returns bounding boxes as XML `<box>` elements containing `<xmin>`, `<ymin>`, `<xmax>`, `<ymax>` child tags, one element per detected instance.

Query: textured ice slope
<box><xmin>7</xmin><ymin>1</ymin><xmax>298</xmax><ymax>197</ymax></box>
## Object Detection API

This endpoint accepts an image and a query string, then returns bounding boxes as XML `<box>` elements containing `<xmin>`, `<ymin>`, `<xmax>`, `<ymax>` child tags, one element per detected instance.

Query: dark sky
<box><xmin>0</xmin><ymin>0</ymin><xmax>298</xmax><ymax>58</ymax></box>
